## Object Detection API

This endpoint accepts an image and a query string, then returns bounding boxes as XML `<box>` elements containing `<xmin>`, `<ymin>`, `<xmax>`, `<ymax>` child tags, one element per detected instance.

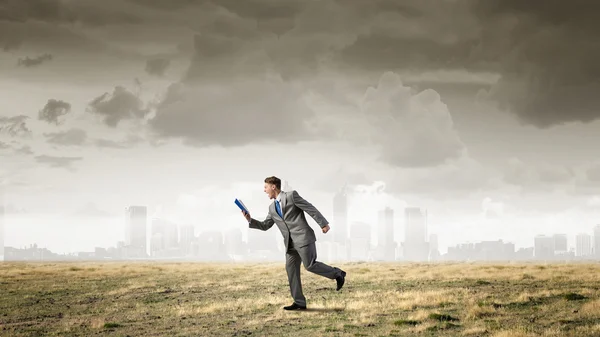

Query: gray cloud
<box><xmin>0</xmin><ymin>141</ymin><xmax>9</xmax><ymax>149</ymax></box>
<box><xmin>360</xmin><ymin>72</ymin><xmax>465</xmax><ymax>167</ymax></box>
<box><xmin>44</xmin><ymin>128</ymin><xmax>87</xmax><ymax>146</ymax></box>
<box><xmin>586</xmin><ymin>163</ymin><xmax>600</xmax><ymax>183</ymax></box>
<box><xmin>473</xmin><ymin>0</ymin><xmax>600</xmax><ymax>127</ymax></box>
<box><xmin>38</xmin><ymin>99</ymin><xmax>71</xmax><ymax>125</ymax></box>
<box><xmin>72</xmin><ymin>202</ymin><xmax>114</xmax><ymax>218</ymax></box>
<box><xmin>34</xmin><ymin>155</ymin><xmax>83</xmax><ymax>169</ymax></box>
<box><xmin>3</xmin><ymin>37</ymin><xmax>22</xmax><ymax>52</ymax></box>
<box><xmin>149</xmin><ymin>78</ymin><xmax>316</xmax><ymax>147</ymax></box>
<box><xmin>503</xmin><ymin>158</ymin><xmax>575</xmax><ymax>192</ymax></box>
<box><xmin>145</xmin><ymin>57</ymin><xmax>170</xmax><ymax>76</ymax></box>
<box><xmin>87</xmin><ymin>86</ymin><xmax>149</xmax><ymax>127</ymax></box>
<box><xmin>17</xmin><ymin>53</ymin><xmax>53</xmax><ymax>67</ymax></box>
<box><xmin>0</xmin><ymin>115</ymin><xmax>32</xmax><ymax>137</ymax></box>
<box><xmin>94</xmin><ymin>134</ymin><xmax>143</xmax><ymax>149</ymax></box>
<box><xmin>14</xmin><ymin>145</ymin><xmax>34</xmax><ymax>155</ymax></box>
<box><xmin>384</xmin><ymin>155</ymin><xmax>493</xmax><ymax>198</ymax></box>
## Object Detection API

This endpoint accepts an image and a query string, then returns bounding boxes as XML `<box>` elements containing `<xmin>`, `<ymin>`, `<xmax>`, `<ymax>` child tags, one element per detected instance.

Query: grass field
<box><xmin>1</xmin><ymin>261</ymin><xmax>600</xmax><ymax>336</ymax></box>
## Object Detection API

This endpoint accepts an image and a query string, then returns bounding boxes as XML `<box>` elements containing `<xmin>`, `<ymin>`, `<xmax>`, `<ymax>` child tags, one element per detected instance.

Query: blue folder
<box><xmin>235</xmin><ymin>198</ymin><xmax>249</xmax><ymax>214</ymax></box>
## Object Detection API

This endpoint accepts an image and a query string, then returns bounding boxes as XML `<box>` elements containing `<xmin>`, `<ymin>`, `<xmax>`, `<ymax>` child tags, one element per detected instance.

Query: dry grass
<box><xmin>0</xmin><ymin>262</ymin><xmax>599</xmax><ymax>336</ymax></box>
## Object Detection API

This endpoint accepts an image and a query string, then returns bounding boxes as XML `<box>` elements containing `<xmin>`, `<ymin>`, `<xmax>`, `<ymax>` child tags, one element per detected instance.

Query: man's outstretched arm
<box><xmin>247</xmin><ymin>211</ymin><xmax>275</xmax><ymax>231</ymax></box>
<box><xmin>291</xmin><ymin>190</ymin><xmax>329</xmax><ymax>229</ymax></box>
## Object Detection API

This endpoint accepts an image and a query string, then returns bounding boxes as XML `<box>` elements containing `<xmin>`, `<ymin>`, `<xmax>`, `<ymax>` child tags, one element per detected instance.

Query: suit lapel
<box><xmin>280</xmin><ymin>191</ymin><xmax>287</xmax><ymax>216</ymax></box>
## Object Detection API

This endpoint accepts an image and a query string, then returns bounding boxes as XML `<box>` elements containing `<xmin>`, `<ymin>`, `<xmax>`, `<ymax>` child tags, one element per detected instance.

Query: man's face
<box><xmin>264</xmin><ymin>183</ymin><xmax>277</xmax><ymax>199</ymax></box>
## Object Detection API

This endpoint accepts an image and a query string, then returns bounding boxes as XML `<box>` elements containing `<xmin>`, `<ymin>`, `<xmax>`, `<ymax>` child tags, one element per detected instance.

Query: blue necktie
<box><xmin>275</xmin><ymin>200</ymin><xmax>283</xmax><ymax>218</ymax></box>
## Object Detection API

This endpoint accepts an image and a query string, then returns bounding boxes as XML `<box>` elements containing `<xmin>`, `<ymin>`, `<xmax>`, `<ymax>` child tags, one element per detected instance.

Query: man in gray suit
<box><xmin>242</xmin><ymin>176</ymin><xmax>346</xmax><ymax>310</ymax></box>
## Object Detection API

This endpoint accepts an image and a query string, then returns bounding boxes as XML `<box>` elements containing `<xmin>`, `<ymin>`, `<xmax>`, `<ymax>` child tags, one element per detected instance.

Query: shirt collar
<box><xmin>275</xmin><ymin>191</ymin><xmax>283</xmax><ymax>202</ymax></box>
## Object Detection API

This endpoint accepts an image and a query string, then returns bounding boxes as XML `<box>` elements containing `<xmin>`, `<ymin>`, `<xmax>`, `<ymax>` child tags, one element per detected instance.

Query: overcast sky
<box><xmin>2</xmin><ymin>0</ymin><xmax>600</xmax><ymax>254</ymax></box>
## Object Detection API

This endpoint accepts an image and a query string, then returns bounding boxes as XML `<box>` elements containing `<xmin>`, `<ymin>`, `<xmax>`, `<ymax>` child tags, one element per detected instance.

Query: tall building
<box><xmin>576</xmin><ymin>233</ymin><xmax>592</xmax><ymax>257</ymax></box>
<box><xmin>404</xmin><ymin>207</ymin><xmax>429</xmax><ymax>261</ymax></box>
<box><xmin>151</xmin><ymin>218</ymin><xmax>178</xmax><ymax>253</ymax></box>
<box><xmin>282</xmin><ymin>180</ymin><xmax>293</xmax><ymax>192</ymax></box>
<box><xmin>553</xmin><ymin>234</ymin><xmax>567</xmax><ymax>254</ymax></box>
<box><xmin>332</xmin><ymin>185</ymin><xmax>348</xmax><ymax>245</ymax></box>
<box><xmin>377</xmin><ymin>207</ymin><xmax>395</xmax><ymax>261</ymax></box>
<box><xmin>179</xmin><ymin>224</ymin><xmax>195</xmax><ymax>254</ymax></box>
<box><xmin>534</xmin><ymin>235</ymin><xmax>554</xmax><ymax>260</ymax></box>
<box><xmin>429</xmin><ymin>234</ymin><xmax>440</xmax><ymax>261</ymax></box>
<box><xmin>125</xmin><ymin>206</ymin><xmax>147</xmax><ymax>257</ymax></box>
<box><xmin>594</xmin><ymin>225</ymin><xmax>600</xmax><ymax>257</ymax></box>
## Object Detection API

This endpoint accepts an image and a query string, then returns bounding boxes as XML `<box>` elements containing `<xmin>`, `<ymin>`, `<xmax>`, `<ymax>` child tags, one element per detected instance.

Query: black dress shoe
<box><xmin>336</xmin><ymin>270</ymin><xmax>347</xmax><ymax>291</ymax></box>
<box><xmin>283</xmin><ymin>303</ymin><xmax>307</xmax><ymax>310</ymax></box>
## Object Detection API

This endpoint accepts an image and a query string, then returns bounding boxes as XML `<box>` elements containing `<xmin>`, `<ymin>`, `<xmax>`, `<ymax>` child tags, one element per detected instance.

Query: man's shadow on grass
<box><xmin>304</xmin><ymin>308</ymin><xmax>345</xmax><ymax>312</ymax></box>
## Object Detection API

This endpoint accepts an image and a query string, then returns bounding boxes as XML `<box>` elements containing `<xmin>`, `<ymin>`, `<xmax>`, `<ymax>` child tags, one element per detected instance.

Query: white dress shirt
<box><xmin>248</xmin><ymin>191</ymin><xmax>283</xmax><ymax>224</ymax></box>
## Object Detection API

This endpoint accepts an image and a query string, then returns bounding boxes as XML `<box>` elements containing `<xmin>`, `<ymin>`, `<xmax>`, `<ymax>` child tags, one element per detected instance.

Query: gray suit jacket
<box><xmin>249</xmin><ymin>190</ymin><xmax>329</xmax><ymax>251</ymax></box>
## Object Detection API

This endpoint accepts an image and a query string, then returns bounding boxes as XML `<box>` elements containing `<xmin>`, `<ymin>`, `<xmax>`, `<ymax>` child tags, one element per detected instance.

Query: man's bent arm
<box><xmin>291</xmin><ymin>190</ymin><xmax>329</xmax><ymax>228</ymax></box>
<box><xmin>249</xmin><ymin>213</ymin><xmax>275</xmax><ymax>231</ymax></box>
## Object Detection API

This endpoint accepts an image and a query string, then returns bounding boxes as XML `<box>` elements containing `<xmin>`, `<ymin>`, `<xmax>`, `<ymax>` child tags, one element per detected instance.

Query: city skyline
<box><xmin>2</xmin><ymin>1</ymin><xmax>600</xmax><ymax>257</ymax></box>
<box><xmin>4</xmin><ymin>192</ymin><xmax>600</xmax><ymax>262</ymax></box>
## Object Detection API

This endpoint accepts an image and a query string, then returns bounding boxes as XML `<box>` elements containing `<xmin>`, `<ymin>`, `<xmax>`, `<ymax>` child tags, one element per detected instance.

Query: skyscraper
<box><xmin>594</xmin><ymin>225</ymin><xmax>600</xmax><ymax>257</ymax></box>
<box><xmin>576</xmin><ymin>233</ymin><xmax>592</xmax><ymax>257</ymax></box>
<box><xmin>125</xmin><ymin>206</ymin><xmax>147</xmax><ymax>257</ymax></box>
<box><xmin>404</xmin><ymin>207</ymin><xmax>428</xmax><ymax>261</ymax></box>
<box><xmin>377</xmin><ymin>207</ymin><xmax>395</xmax><ymax>261</ymax></box>
<box><xmin>534</xmin><ymin>235</ymin><xmax>554</xmax><ymax>260</ymax></box>
<box><xmin>179</xmin><ymin>224</ymin><xmax>195</xmax><ymax>255</ymax></box>
<box><xmin>553</xmin><ymin>234</ymin><xmax>567</xmax><ymax>254</ymax></box>
<box><xmin>332</xmin><ymin>185</ymin><xmax>348</xmax><ymax>244</ymax></box>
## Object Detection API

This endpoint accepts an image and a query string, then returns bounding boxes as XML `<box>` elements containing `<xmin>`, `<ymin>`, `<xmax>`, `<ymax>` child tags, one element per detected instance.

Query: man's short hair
<box><xmin>264</xmin><ymin>176</ymin><xmax>281</xmax><ymax>190</ymax></box>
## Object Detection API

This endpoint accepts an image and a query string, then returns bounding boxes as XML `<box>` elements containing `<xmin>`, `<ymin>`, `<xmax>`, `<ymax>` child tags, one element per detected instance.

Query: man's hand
<box><xmin>322</xmin><ymin>224</ymin><xmax>330</xmax><ymax>234</ymax></box>
<box><xmin>242</xmin><ymin>210</ymin><xmax>251</xmax><ymax>222</ymax></box>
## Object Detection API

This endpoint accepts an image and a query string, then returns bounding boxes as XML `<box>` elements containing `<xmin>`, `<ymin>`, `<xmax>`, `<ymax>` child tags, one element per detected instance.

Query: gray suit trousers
<box><xmin>285</xmin><ymin>238</ymin><xmax>343</xmax><ymax>307</ymax></box>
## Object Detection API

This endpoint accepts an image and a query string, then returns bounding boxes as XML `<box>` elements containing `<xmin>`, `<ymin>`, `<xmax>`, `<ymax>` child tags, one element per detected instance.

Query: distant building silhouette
<box><xmin>576</xmin><ymin>233</ymin><xmax>592</xmax><ymax>257</ymax></box>
<box><xmin>553</xmin><ymin>234</ymin><xmax>567</xmax><ymax>254</ymax></box>
<box><xmin>534</xmin><ymin>235</ymin><xmax>554</xmax><ymax>260</ymax></box>
<box><xmin>150</xmin><ymin>218</ymin><xmax>179</xmax><ymax>257</ymax></box>
<box><xmin>179</xmin><ymin>224</ymin><xmax>195</xmax><ymax>255</ymax></box>
<box><xmin>403</xmin><ymin>207</ymin><xmax>429</xmax><ymax>261</ymax></box>
<box><xmin>193</xmin><ymin>231</ymin><xmax>228</xmax><ymax>261</ymax></box>
<box><xmin>377</xmin><ymin>207</ymin><xmax>395</xmax><ymax>261</ymax></box>
<box><xmin>332</xmin><ymin>185</ymin><xmax>348</xmax><ymax>245</ymax></box>
<box><xmin>125</xmin><ymin>206</ymin><xmax>148</xmax><ymax>257</ymax></box>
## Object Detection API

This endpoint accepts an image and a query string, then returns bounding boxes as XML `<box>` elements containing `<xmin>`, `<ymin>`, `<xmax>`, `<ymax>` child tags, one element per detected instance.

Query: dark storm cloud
<box><xmin>17</xmin><ymin>53</ymin><xmax>53</xmax><ymax>67</ymax></box>
<box><xmin>44</xmin><ymin>128</ymin><xmax>87</xmax><ymax>146</ymax></box>
<box><xmin>145</xmin><ymin>58</ymin><xmax>170</xmax><ymax>76</ymax></box>
<box><xmin>38</xmin><ymin>99</ymin><xmax>71</xmax><ymax>125</ymax></box>
<box><xmin>0</xmin><ymin>115</ymin><xmax>32</xmax><ymax>137</ymax></box>
<box><xmin>2</xmin><ymin>37</ymin><xmax>22</xmax><ymax>52</ymax></box>
<box><xmin>336</xmin><ymin>0</ymin><xmax>600</xmax><ymax>127</ymax></box>
<box><xmin>0</xmin><ymin>0</ymin><xmax>142</xmax><ymax>26</ymax></box>
<box><xmin>472</xmin><ymin>0</ymin><xmax>600</xmax><ymax>127</ymax></box>
<box><xmin>34</xmin><ymin>155</ymin><xmax>82</xmax><ymax>169</ymax></box>
<box><xmin>87</xmin><ymin>86</ymin><xmax>149</xmax><ymax>127</ymax></box>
